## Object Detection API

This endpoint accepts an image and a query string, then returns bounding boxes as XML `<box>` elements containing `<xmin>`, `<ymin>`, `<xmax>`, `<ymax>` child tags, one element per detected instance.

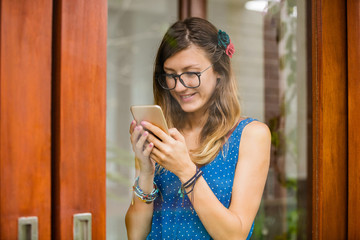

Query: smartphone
<box><xmin>130</xmin><ymin>105</ymin><xmax>169</xmax><ymax>134</ymax></box>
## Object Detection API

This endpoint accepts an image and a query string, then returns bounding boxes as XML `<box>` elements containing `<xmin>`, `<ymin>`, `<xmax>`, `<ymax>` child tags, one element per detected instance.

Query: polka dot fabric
<box><xmin>147</xmin><ymin>118</ymin><xmax>256</xmax><ymax>240</ymax></box>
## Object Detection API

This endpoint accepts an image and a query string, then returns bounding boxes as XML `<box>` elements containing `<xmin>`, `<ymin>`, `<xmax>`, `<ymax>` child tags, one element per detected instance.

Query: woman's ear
<box><xmin>216</xmin><ymin>73</ymin><xmax>223</xmax><ymax>83</ymax></box>
<box><xmin>215</xmin><ymin>71</ymin><xmax>223</xmax><ymax>84</ymax></box>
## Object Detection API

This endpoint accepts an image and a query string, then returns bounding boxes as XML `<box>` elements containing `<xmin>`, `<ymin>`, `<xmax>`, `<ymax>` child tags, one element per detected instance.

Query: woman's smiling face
<box><xmin>163</xmin><ymin>44</ymin><xmax>218</xmax><ymax>115</ymax></box>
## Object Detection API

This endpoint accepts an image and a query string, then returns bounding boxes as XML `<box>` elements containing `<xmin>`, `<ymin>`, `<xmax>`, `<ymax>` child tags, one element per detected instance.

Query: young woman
<box><xmin>125</xmin><ymin>17</ymin><xmax>271</xmax><ymax>240</ymax></box>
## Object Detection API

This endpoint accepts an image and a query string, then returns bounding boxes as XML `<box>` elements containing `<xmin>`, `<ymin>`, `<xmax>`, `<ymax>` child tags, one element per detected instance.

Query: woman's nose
<box><xmin>173</xmin><ymin>78</ymin><xmax>187</xmax><ymax>92</ymax></box>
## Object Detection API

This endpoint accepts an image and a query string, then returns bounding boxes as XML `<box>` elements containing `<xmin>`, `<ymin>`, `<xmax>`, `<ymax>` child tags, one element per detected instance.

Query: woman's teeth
<box><xmin>182</xmin><ymin>93</ymin><xmax>195</xmax><ymax>99</ymax></box>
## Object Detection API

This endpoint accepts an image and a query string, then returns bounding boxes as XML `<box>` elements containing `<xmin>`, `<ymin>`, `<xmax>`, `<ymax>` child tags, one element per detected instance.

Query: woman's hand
<box><xmin>129</xmin><ymin>120</ymin><xmax>155</xmax><ymax>175</ymax></box>
<box><xmin>141</xmin><ymin>121</ymin><xmax>196</xmax><ymax>181</ymax></box>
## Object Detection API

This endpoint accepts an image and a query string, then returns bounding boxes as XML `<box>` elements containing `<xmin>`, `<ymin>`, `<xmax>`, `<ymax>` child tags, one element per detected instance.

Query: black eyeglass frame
<box><xmin>158</xmin><ymin>64</ymin><xmax>213</xmax><ymax>90</ymax></box>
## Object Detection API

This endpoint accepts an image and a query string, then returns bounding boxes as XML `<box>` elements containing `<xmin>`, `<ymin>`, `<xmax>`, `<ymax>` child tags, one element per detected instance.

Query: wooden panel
<box><xmin>189</xmin><ymin>0</ymin><xmax>206</xmax><ymax>19</ymax></box>
<box><xmin>179</xmin><ymin>0</ymin><xmax>190</xmax><ymax>20</ymax></box>
<box><xmin>311</xmin><ymin>0</ymin><xmax>347</xmax><ymax>239</ymax></box>
<box><xmin>306</xmin><ymin>1</ymin><xmax>313</xmax><ymax>239</ymax></box>
<box><xmin>348</xmin><ymin>0</ymin><xmax>360</xmax><ymax>238</ymax></box>
<box><xmin>0</xmin><ymin>0</ymin><xmax>52</xmax><ymax>239</ymax></box>
<box><xmin>52</xmin><ymin>0</ymin><xmax>107</xmax><ymax>239</ymax></box>
<box><xmin>178</xmin><ymin>0</ymin><xmax>206</xmax><ymax>20</ymax></box>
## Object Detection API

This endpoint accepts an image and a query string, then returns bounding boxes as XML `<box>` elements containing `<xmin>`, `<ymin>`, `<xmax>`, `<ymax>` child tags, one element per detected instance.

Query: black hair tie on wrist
<box><xmin>178</xmin><ymin>167</ymin><xmax>203</xmax><ymax>207</ymax></box>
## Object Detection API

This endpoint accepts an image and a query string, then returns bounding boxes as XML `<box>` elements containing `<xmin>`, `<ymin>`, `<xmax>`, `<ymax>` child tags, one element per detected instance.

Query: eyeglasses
<box><xmin>158</xmin><ymin>64</ymin><xmax>213</xmax><ymax>90</ymax></box>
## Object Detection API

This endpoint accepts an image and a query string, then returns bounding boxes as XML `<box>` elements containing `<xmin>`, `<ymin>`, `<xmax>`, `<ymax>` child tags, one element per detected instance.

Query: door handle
<box><xmin>18</xmin><ymin>216</ymin><xmax>38</xmax><ymax>240</ymax></box>
<box><xmin>73</xmin><ymin>213</ymin><xmax>92</xmax><ymax>240</ymax></box>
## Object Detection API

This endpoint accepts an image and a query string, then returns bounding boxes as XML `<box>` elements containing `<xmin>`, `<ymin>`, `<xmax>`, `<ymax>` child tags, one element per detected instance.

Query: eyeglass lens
<box><xmin>164</xmin><ymin>73</ymin><xmax>199</xmax><ymax>89</ymax></box>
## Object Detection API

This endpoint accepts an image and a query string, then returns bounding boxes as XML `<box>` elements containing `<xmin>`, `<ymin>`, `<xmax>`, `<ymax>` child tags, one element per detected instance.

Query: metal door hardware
<box><xmin>18</xmin><ymin>216</ymin><xmax>38</xmax><ymax>240</ymax></box>
<box><xmin>73</xmin><ymin>213</ymin><xmax>92</xmax><ymax>240</ymax></box>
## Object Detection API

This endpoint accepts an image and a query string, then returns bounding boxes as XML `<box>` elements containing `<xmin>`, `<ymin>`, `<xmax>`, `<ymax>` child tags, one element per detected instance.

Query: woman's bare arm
<box><xmin>125</xmin><ymin>170</ymin><xmax>155</xmax><ymax>240</ymax></box>
<box><xmin>125</xmin><ymin>122</ymin><xmax>157</xmax><ymax>240</ymax></box>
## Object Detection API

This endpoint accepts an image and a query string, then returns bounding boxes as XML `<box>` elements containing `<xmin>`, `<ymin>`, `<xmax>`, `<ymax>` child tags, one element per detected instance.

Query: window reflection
<box><xmin>209</xmin><ymin>0</ymin><xmax>308</xmax><ymax>239</ymax></box>
<box><xmin>106</xmin><ymin>0</ymin><xmax>177</xmax><ymax>239</ymax></box>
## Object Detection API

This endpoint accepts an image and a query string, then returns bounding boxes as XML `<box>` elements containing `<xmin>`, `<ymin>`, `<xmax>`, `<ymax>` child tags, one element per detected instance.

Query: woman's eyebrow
<box><xmin>164</xmin><ymin>64</ymin><xmax>201</xmax><ymax>72</ymax></box>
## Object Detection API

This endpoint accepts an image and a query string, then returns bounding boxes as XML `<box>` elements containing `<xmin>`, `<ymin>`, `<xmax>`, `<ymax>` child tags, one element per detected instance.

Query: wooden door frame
<box><xmin>0</xmin><ymin>1</ymin><xmax>53</xmax><ymax>239</ymax></box>
<box><xmin>178</xmin><ymin>0</ymin><xmax>206</xmax><ymax>20</ymax></box>
<box><xmin>347</xmin><ymin>0</ymin><xmax>360</xmax><ymax>238</ymax></box>
<box><xmin>311</xmin><ymin>0</ymin><xmax>348</xmax><ymax>238</ymax></box>
<box><xmin>52</xmin><ymin>0</ymin><xmax>107</xmax><ymax>239</ymax></box>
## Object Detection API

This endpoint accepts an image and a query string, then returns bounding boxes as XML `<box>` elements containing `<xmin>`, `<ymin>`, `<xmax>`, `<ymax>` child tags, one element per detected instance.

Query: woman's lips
<box><xmin>179</xmin><ymin>93</ymin><xmax>196</xmax><ymax>102</ymax></box>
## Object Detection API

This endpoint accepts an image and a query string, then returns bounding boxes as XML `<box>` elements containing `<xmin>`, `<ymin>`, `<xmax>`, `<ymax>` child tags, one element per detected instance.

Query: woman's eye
<box><xmin>183</xmin><ymin>73</ymin><xmax>198</xmax><ymax>79</ymax></box>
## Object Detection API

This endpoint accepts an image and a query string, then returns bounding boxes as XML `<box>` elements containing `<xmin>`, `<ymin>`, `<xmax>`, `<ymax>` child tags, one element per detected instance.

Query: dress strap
<box><xmin>226</xmin><ymin>118</ymin><xmax>242</xmax><ymax>139</ymax></box>
<box><xmin>226</xmin><ymin>118</ymin><xmax>256</xmax><ymax>139</ymax></box>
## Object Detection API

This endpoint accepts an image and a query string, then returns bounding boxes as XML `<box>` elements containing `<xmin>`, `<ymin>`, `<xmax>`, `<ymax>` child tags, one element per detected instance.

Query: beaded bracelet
<box><xmin>133</xmin><ymin>176</ymin><xmax>159</xmax><ymax>204</ymax></box>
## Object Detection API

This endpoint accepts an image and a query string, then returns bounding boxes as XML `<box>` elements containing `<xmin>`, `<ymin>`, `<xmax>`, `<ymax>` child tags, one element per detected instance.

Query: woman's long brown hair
<box><xmin>153</xmin><ymin>17</ymin><xmax>241</xmax><ymax>165</ymax></box>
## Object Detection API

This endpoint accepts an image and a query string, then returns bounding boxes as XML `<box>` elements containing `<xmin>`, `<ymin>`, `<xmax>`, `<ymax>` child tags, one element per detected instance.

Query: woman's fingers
<box><xmin>129</xmin><ymin>120</ymin><xmax>136</xmax><ymax>134</ymax></box>
<box><xmin>136</xmin><ymin>131</ymin><xmax>149</xmax><ymax>149</ymax></box>
<box><xmin>131</xmin><ymin>126</ymin><xmax>155</xmax><ymax>158</ymax></box>
<box><xmin>130</xmin><ymin>128</ymin><xmax>138</xmax><ymax>146</ymax></box>
<box><xmin>141</xmin><ymin>121</ymin><xmax>169</xmax><ymax>142</ymax></box>
<box><xmin>130</xmin><ymin>125</ymin><xmax>147</xmax><ymax>151</ymax></box>
<box><xmin>147</xmin><ymin>133</ymin><xmax>165</xmax><ymax>150</ymax></box>
<box><xmin>149</xmin><ymin>153</ymin><xmax>160</xmax><ymax>165</ymax></box>
<box><xmin>149</xmin><ymin>147</ymin><xmax>165</xmax><ymax>164</ymax></box>
<box><xmin>143</xmin><ymin>142</ymin><xmax>154</xmax><ymax>157</ymax></box>
<box><xmin>168</xmin><ymin>128</ymin><xmax>185</xmax><ymax>142</ymax></box>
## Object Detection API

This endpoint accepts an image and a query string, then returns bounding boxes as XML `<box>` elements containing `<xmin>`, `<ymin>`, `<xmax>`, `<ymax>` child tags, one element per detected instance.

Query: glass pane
<box><xmin>209</xmin><ymin>0</ymin><xmax>309</xmax><ymax>239</ymax></box>
<box><xmin>106</xmin><ymin>1</ymin><xmax>177</xmax><ymax>239</ymax></box>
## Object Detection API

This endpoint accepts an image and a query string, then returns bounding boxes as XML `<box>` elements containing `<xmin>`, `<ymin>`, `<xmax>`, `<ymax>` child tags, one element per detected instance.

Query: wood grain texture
<box><xmin>189</xmin><ymin>0</ymin><xmax>206</xmax><ymax>19</ymax></box>
<box><xmin>347</xmin><ymin>0</ymin><xmax>360</xmax><ymax>238</ymax></box>
<box><xmin>0</xmin><ymin>0</ymin><xmax>52</xmax><ymax>239</ymax></box>
<box><xmin>312</xmin><ymin>0</ymin><xmax>347</xmax><ymax>239</ymax></box>
<box><xmin>179</xmin><ymin>0</ymin><xmax>190</xmax><ymax>20</ymax></box>
<box><xmin>179</xmin><ymin>0</ymin><xmax>206</xmax><ymax>20</ymax></box>
<box><xmin>306</xmin><ymin>1</ymin><xmax>313</xmax><ymax>239</ymax></box>
<box><xmin>52</xmin><ymin>0</ymin><xmax>107</xmax><ymax>239</ymax></box>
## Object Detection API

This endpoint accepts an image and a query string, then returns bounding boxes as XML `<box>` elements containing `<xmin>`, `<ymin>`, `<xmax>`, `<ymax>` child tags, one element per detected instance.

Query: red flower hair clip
<box><xmin>225</xmin><ymin>40</ymin><xmax>235</xmax><ymax>58</ymax></box>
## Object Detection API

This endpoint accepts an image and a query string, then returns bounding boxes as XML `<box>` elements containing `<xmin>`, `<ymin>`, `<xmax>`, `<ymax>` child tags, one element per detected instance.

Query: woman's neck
<box><xmin>180</xmin><ymin>111</ymin><xmax>208</xmax><ymax>151</ymax></box>
<box><xmin>182</xmin><ymin>110</ymin><xmax>208</xmax><ymax>132</ymax></box>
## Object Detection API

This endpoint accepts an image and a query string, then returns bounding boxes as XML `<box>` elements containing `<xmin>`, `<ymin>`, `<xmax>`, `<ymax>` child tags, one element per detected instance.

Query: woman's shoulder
<box><xmin>238</xmin><ymin>118</ymin><xmax>271</xmax><ymax>142</ymax></box>
<box><xmin>244</xmin><ymin>118</ymin><xmax>270</xmax><ymax>136</ymax></box>
<box><xmin>236</xmin><ymin>118</ymin><xmax>271</xmax><ymax>166</ymax></box>
<box><xmin>239</xmin><ymin>119</ymin><xmax>271</xmax><ymax>150</ymax></box>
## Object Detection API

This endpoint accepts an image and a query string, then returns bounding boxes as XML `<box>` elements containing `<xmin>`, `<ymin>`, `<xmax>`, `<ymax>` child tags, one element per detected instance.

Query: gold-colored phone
<box><xmin>130</xmin><ymin>105</ymin><xmax>169</xmax><ymax>134</ymax></box>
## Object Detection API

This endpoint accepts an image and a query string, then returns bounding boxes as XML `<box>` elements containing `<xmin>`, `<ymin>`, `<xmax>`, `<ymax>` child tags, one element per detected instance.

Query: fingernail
<box><xmin>141</xmin><ymin>121</ymin><xmax>147</xmax><ymax>126</ymax></box>
<box><xmin>149</xmin><ymin>142</ymin><xmax>154</xmax><ymax>147</ymax></box>
<box><xmin>135</xmin><ymin>126</ymin><xmax>140</xmax><ymax>130</ymax></box>
<box><xmin>131</xmin><ymin>120</ymin><xmax>136</xmax><ymax>125</ymax></box>
<box><xmin>143</xmin><ymin>131</ymin><xmax>148</xmax><ymax>136</ymax></box>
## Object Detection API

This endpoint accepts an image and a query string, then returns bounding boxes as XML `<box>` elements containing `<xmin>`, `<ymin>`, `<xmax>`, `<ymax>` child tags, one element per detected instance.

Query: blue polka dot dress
<box><xmin>146</xmin><ymin>118</ymin><xmax>256</xmax><ymax>240</ymax></box>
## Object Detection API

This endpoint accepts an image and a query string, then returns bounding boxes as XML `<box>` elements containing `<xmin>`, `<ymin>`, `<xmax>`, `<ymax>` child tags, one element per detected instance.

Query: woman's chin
<box><xmin>179</xmin><ymin>103</ymin><xmax>204</xmax><ymax>115</ymax></box>
<box><xmin>179</xmin><ymin>105</ymin><xmax>196</xmax><ymax>113</ymax></box>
